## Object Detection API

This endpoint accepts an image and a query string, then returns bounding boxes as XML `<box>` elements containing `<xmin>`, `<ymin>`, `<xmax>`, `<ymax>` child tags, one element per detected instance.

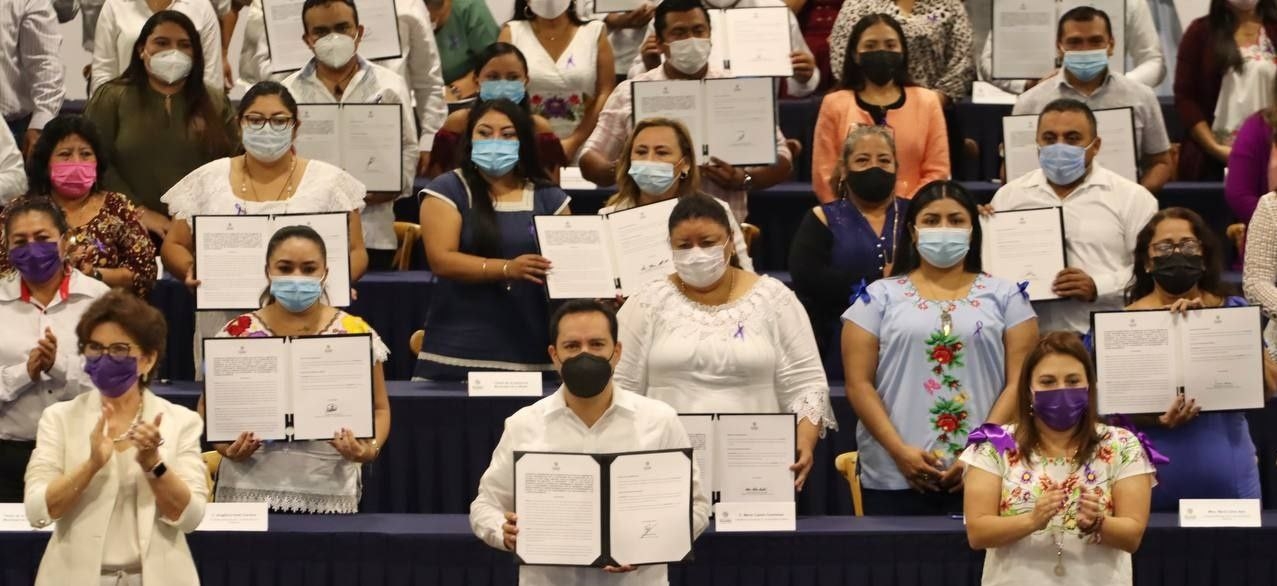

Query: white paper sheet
<box><xmin>1177</xmin><ymin>306</ymin><xmax>1264</xmax><ymax>411</ymax></box>
<box><xmin>715</xmin><ymin>414</ymin><xmax>794</xmax><ymax>503</ymax></box>
<box><xmin>607</xmin><ymin>450</ymin><xmax>693</xmax><ymax>566</ymax></box>
<box><xmin>632</xmin><ymin>80</ymin><xmax>705</xmax><ymax>159</ymax></box>
<box><xmin>264</xmin><ymin>0</ymin><xmax>402</xmax><ymax>74</ymax></box>
<box><xmin>981</xmin><ymin>207</ymin><xmax>1066</xmax><ymax>301</ymax></box>
<box><xmin>294</xmin><ymin>105</ymin><xmax>344</xmax><ymax>170</ymax></box>
<box><xmin>1094</xmin><ymin>310</ymin><xmax>1178</xmax><ymax>414</ymax></box>
<box><xmin>288</xmin><ymin>335</ymin><xmax>375</xmax><ymax>440</ymax></box>
<box><xmin>203</xmin><ymin>337</ymin><xmax>290</xmax><ymax>442</ymax></box>
<box><xmin>196</xmin><ymin>502</ymin><xmax>270</xmax><ymax>531</ymax></box>
<box><xmin>194</xmin><ymin>215</ymin><xmax>272</xmax><ymax>310</ymax></box>
<box><xmin>721</xmin><ymin>8</ymin><xmax>793</xmax><ymax>77</ymax></box>
<box><xmin>678</xmin><ymin>414</ymin><xmax>716</xmax><ymax>494</ymax></box>
<box><xmin>515</xmin><ymin>452</ymin><xmax>602</xmax><ymax>566</ymax></box>
<box><xmin>295</xmin><ymin>104</ymin><xmax>402</xmax><ymax>192</ymax></box>
<box><xmin>1002</xmin><ymin>107</ymin><xmax>1139</xmax><ymax>183</ymax></box>
<box><xmin>467</xmin><ymin>371</ymin><xmax>544</xmax><ymax>396</ymax></box>
<box><xmin>704</xmin><ymin>78</ymin><xmax>776</xmax><ymax>166</ymax></box>
<box><xmin>990</xmin><ymin>0</ymin><xmax>1057</xmax><ymax>79</ymax></box>
<box><xmin>605</xmin><ymin>198</ymin><xmax>679</xmax><ymax>296</ymax></box>
<box><xmin>535</xmin><ymin>215</ymin><xmax>618</xmax><ymax>299</ymax></box>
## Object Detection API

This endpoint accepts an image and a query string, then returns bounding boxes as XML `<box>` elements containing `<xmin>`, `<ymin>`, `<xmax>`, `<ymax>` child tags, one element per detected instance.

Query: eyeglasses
<box><xmin>1151</xmin><ymin>239</ymin><xmax>1202</xmax><ymax>256</ymax></box>
<box><xmin>241</xmin><ymin>115</ymin><xmax>295</xmax><ymax>131</ymax></box>
<box><xmin>81</xmin><ymin>342</ymin><xmax>134</xmax><ymax>361</ymax></box>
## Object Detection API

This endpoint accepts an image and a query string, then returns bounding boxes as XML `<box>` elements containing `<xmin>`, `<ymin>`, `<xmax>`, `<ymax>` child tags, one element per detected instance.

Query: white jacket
<box><xmin>24</xmin><ymin>390</ymin><xmax>208</xmax><ymax>586</ymax></box>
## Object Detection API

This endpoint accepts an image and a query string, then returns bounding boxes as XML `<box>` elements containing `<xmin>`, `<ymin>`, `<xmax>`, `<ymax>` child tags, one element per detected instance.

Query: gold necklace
<box><xmin>241</xmin><ymin>156</ymin><xmax>297</xmax><ymax>201</ymax></box>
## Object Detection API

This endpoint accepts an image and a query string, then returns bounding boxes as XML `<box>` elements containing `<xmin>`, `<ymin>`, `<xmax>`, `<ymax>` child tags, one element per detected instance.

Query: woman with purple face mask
<box><xmin>0</xmin><ymin>199</ymin><xmax>110</xmax><ymax>503</ymax></box>
<box><xmin>24</xmin><ymin>290</ymin><xmax>206</xmax><ymax>585</ymax></box>
<box><xmin>0</xmin><ymin>115</ymin><xmax>157</xmax><ymax>297</ymax></box>
<box><xmin>961</xmin><ymin>332</ymin><xmax>1156</xmax><ymax>586</ymax></box>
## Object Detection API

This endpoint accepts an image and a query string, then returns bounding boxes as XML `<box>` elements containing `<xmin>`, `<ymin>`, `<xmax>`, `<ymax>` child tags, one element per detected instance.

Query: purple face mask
<box><xmin>1032</xmin><ymin>386</ymin><xmax>1090</xmax><ymax>431</ymax></box>
<box><xmin>10</xmin><ymin>241</ymin><xmax>62</xmax><ymax>284</ymax></box>
<box><xmin>84</xmin><ymin>355</ymin><xmax>139</xmax><ymax>398</ymax></box>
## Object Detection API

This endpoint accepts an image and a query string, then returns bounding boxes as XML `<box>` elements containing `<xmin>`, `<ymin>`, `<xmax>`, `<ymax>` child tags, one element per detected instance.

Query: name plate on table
<box><xmin>1179</xmin><ymin>499</ymin><xmax>1261</xmax><ymax>527</ymax></box>
<box><xmin>713</xmin><ymin>501</ymin><xmax>795</xmax><ymax>532</ymax></box>
<box><xmin>0</xmin><ymin>504</ymin><xmax>52</xmax><ymax>532</ymax></box>
<box><xmin>196</xmin><ymin>503</ymin><xmax>269</xmax><ymax>532</ymax></box>
<box><xmin>468</xmin><ymin>372</ymin><xmax>543</xmax><ymax>397</ymax></box>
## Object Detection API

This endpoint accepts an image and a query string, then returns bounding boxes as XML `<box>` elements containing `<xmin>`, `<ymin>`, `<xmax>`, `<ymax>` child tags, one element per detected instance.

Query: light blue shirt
<box><xmin>841</xmin><ymin>273</ymin><xmax>1036</xmax><ymax>490</ymax></box>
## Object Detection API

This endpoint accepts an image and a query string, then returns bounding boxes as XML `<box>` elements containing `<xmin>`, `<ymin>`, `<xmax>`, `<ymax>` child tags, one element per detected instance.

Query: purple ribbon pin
<box><xmin>234</xmin><ymin>203</ymin><xmax>247</xmax><ymax>215</ymax></box>
<box><xmin>1108</xmin><ymin>413</ymin><xmax>1171</xmax><ymax>466</ymax></box>
<box><xmin>973</xmin><ymin>320</ymin><xmax>984</xmax><ymax>338</ymax></box>
<box><xmin>734</xmin><ymin>322</ymin><xmax>745</xmax><ymax>340</ymax></box>
<box><xmin>965</xmin><ymin>423</ymin><xmax>1016</xmax><ymax>455</ymax></box>
<box><xmin>566</xmin><ymin>56</ymin><xmax>576</xmax><ymax>68</ymax></box>
<box><xmin>1017</xmin><ymin>281</ymin><xmax>1030</xmax><ymax>300</ymax></box>
<box><xmin>849</xmin><ymin>278</ymin><xmax>871</xmax><ymax>306</ymax></box>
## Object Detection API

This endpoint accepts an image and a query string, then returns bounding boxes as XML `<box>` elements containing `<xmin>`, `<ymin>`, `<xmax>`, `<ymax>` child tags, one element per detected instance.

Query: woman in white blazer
<box><xmin>24</xmin><ymin>289</ymin><xmax>207</xmax><ymax>586</ymax></box>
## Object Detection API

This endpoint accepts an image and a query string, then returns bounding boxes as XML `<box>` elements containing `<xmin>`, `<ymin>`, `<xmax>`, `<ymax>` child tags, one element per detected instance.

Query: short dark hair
<box><xmin>76</xmin><ymin>289</ymin><xmax>168</xmax><ymax>383</ymax></box>
<box><xmin>238</xmin><ymin>81</ymin><xmax>300</xmax><ymax>120</ymax></box>
<box><xmin>891</xmin><ymin>180</ymin><xmax>983</xmax><ymax>276</ymax></box>
<box><xmin>1056</xmin><ymin>5</ymin><xmax>1113</xmax><ymax>41</ymax></box>
<box><xmin>26</xmin><ymin>115</ymin><xmax>108</xmax><ymax>198</ymax></box>
<box><xmin>4</xmin><ymin>196</ymin><xmax>69</xmax><ymax>237</ymax></box>
<box><xmin>549</xmin><ymin>299</ymin><xmax>619</xmax><ymax>344</ymax></box>
<box><xmin>1038</xmin><ymin>97</ymin><xmax>1098</xmax><ymax>139</ymax></box>
<box><xmin>301</xmin><ymin>0</ymin><xmax>360</xmax><ymax>31</ymax></box>
<box><xmin>839</xmin><ymin>13</ymin><xmax>912</xmax><ymax>91</ymax></box>
<box><xmin>667</xmin><ymin>194</ymin><xmax>742</xmax><ymax>269</ymax></box>
<box><xmin>654</xmin><ymin>0</ymin><xmax>709</xmax><ymax>41</ymax></box>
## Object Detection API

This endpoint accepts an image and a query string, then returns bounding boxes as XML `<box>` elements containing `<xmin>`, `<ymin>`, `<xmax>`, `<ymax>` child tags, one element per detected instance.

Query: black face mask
<box><xmin>857</xmin><ymin>50</ymin><xmax>903</xmax><ymax>86</ymax></box>
<box><xmin>560</xmin><ymin>352</ymin><xmax>613</xmax><ymax>398</ymax></box>
<box><xmin>844</xmin><ymin>167</ymin><xmax>896</xmax><ymax>203</ymax></box>
<box><xmin>1150</xmin><ymin>253</ymin><xmax>1205</xmax><ymax>295</ymax></box>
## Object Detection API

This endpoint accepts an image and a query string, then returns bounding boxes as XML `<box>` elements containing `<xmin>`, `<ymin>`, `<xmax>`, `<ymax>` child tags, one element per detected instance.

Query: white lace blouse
<box><xmin>615</xmin><ymin>275</ymin><xmax>837</xmax><ymax>431</ymax></box>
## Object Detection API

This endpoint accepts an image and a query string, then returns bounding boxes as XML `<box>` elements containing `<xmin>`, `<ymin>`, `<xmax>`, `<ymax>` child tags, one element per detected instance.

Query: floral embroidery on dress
<box><xmin>530</xmin><ymin>93</ymin><xmax>585</xmax><ymax>123</ymax></box>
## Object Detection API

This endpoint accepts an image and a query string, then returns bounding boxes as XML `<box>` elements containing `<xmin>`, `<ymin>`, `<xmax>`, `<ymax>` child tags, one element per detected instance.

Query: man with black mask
<box><xmin>470</xmin><ymin>299</ymin><xmax>711</xmax><ymax>585</ymax></box>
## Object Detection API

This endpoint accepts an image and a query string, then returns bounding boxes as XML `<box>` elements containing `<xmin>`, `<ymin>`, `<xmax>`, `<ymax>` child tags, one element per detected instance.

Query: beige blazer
<box><xmin>24</xmin><ymin>390</ymin><xmax>208</xmax><ymax>586</ymax></box>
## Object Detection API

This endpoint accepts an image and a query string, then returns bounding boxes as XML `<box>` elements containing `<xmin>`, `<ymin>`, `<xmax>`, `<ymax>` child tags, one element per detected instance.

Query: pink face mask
<box><xmin>49</xmin><ymin>161</ymin><xmax>97</xmax><ymax>199</ymax></box>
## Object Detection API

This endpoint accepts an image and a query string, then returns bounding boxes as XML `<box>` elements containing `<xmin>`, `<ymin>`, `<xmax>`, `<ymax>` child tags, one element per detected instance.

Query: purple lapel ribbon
<box><xmin>1108</xmin><ymin>413</ymin><xmax>1171</xmax><ymax>466</ymax></box>
<box><xmin>849</xmin><ymin>278</ymin><xmax>871</xmax><ymax>306</ymax></box>
<box><xmin>1017</xmin><ymin>281</ymin><xmax>1031</xmax><ymax>300</ymax></box>
<box><xmin>973</xmin><ymin>320</ymin><xmax>984</xmax><ymax>338</ymax></box>
<box><xmin>734</xmin><ymin>322</ymin><xmax>745</xmax><ymax>340</ymax></box>
<box><xmin>965</xmin><ymin>423</ymin><xmax>1017</xmax><ymax>455</ymax></box>
<box><xmin>234</xmin><ymin>203</ymin><xmax>247</xmax><ymax>215</ymax></box>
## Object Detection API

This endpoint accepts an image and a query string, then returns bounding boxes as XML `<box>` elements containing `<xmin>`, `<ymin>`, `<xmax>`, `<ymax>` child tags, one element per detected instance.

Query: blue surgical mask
<box><xmin>270</xmin><ymin>275</ymin><xmax>324</xmax><ymax>312</ymax></box>
<box><xmin>1038</xmin><ymin>141</ymin><xmax>1093</xmax><ymax>186</ymax></box>
<box><xmin>628</xmin><ymin>160</ymin><xmax>678</xmax><ymax>195</ymax></box>
<box><xmin>471</xmin><ymin>139</ymin><xmax>520</xmax><ymax>176</ymax></box>
<box><xmin>479</xmin><ymin>80</ymin><xmax>526</xmax><ymax>103</ymax></box>
<box><xmin>242</xmin><ymin>125</ymin><xmax>294</xmax><ymax>163</ymax></box>
<box><xmin>915</xmin><ymin>227</ymin><xmax>971</xmax><ymax>269</ymax></box>
<box><xmin>1061</xmin><ymin>49</ymin><xmax>1109</xmax><ymax>82</ymax></box>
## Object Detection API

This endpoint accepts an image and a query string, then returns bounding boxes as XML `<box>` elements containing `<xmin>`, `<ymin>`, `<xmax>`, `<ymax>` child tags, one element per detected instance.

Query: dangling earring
<box><xmin>679</xmin><ymin>169</ymin><xmax>689</xmax><ymax>180</ymax></box>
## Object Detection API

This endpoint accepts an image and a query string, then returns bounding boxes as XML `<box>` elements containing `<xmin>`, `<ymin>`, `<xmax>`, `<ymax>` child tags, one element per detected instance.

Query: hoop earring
<box><xmin>523</xmin><ymin>5</ymin><xmax>533</xmax><ymax>18</ymax></box>
<box><xmin>679</xmin><ymin>170</ymin><xmax>689</xmax><ymax>180</ymax></box>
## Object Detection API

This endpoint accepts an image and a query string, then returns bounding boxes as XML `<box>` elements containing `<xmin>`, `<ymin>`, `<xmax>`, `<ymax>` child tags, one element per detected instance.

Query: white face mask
<box><xmin>146</xmin><ymin>49</ymin><xmax>193</xmax><ymax>85</ymax></box>
<box><xmin>314</xmin><ymin>32</ymin><xmax>358</xmax><ymax>69</ymax></box>
<box><xmin>672</xmin><ymin>243</ymin><xmax>728</xmax><ymax>288</ymax></box>
<box><xmin>667</xmin><ymin>37</ymin><xmax>712</xmax><ymax>75</ymax></box>
<box><xmin>528</xmin><ymin>0</ymin><xmax>571</xmax><ymax>19</ymax></box>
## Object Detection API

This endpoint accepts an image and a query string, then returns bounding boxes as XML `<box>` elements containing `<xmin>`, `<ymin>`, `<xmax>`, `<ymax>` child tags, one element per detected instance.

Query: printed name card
<box><xmin>196</xmin><ymin>502</ymin><xmax>269</xmax><ymax>532</ymax></box>
<box><xmin>0</xmin><ymin>504</ymin><xmax>52</xmax><ymax>532</ymax></box>
<box><xmin>713</xmin><ymin>501</ymin><xmax>796</xmax><ymax>532</ymax></box>
<box><xmin>468</xmin><ymin>372</ymin><xmax>544</xmax><ymax>397</ymax></box>
<box><xmin>1179</xmin><ymin>499</ymin><xmax>1262</xmax><ymax>528</ymax></box>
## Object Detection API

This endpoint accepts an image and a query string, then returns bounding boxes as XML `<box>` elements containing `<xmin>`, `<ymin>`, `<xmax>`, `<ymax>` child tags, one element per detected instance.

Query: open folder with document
<box><xmin>1092</xmin><ymin>305</ymin><xmax>1265</xmax><ymax>414</ymax></box>
<box><xmin>679</xmin><ymin>413</ymin><xmax>795</xmax><ymax>531</ymax></box>
<box><xmin>535</xmin><ymin>198</ymin><xmax>679</xmax><ymax>299</ymax></box>
<box><xmin>513</xmin><ymin>449</ymin><xmax>694</xmax><ymax>568</ymax></box>
<box><xmin>981</xmin><ymin>207</ymin><xmax>1068</xmax><ymax>301</ymax></box>
<box><xmin>631</xmin><ymin>77</ymin><xmax>778</xmax><ymax>166</ymax></box>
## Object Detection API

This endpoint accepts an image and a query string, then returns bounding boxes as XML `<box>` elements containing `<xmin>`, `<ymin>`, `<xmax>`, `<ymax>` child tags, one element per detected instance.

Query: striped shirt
<box><xmin>0</xmin><ymin>0</ymin><xmax>66</xmax><ymax>130</ymax></box>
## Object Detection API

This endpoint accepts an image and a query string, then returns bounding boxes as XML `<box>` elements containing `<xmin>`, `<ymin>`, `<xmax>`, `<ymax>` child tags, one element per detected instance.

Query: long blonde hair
<box><xmin>607</xmin><ymin>117</ymin><xmax>701</xmax><ymax>209</ymax></box>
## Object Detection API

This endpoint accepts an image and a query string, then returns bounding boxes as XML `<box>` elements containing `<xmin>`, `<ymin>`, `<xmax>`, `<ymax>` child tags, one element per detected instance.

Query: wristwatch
<box><xmin>148</xmin><ymin>460</ymin><xmax>168</xmax><ymax>479</ymax></box>
<box><xmin>740</xmin><ymin>172</ymin><xmax>754</xmax><ymax>192</ymax></box>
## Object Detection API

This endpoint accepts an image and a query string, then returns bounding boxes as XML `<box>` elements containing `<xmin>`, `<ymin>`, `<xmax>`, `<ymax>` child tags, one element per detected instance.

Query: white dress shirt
<box><xmin>622</xmin><ymin>0</ymin><xmax>820</xmax><ymax>98</ymax></box>
<box><xmin>91</xmin><ymin>0</ymin><xmax>223</xmax><ymax>98</ymax></box>
<box><xmin>0</xmin><ymin>125</ymin><xmax>27</xmax><ymax>203</ymax></box>
<box><xmin>0</xmin><ymin>270</ymin><xmax>110</xmax><ymax>441</ymax></box>
<box><xmin>283</xmin><ymin>56</ymin><xmax>420</xmax><ymax>251</ymax></box>
<box><xmin>0</xmin><ymin>0</ymin><xmax>66</xmax><ymax>130</ymax></box>
<box><xmin>989</xmin><ymin>164</ymin><xmax>1158</xmax><ymax>333</ymax></box>
<box><xmin>978</xmin><ymin>0</ymin><xmax>1164</xmax><ymax>93</ymax></box>
<box><xmin>470</xmin><ymin>386</ymin><xmax>712</xmax><ymax>586</ymax></box>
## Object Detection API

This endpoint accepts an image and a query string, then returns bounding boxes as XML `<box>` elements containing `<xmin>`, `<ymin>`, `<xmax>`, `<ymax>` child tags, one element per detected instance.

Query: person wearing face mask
<box><xmin>812</xmin><ymin>13</ymin><xmax>948</xmax><ymax>203</ymax></box>
<box><xmin>1175</xmin><ymin>0</ymin><xmax>1277</xmax><ymax>181</ymax></box>
<box><xmin>990</xmin><ymin>99</ymin><xmax>1157</xmax><ymax>335</ymax></box>
<box><xmin>1011</xmin><ymin>7</ymin><xmax>1173</xmax><ymax>194</ymax></box>
<box><xmin>202</xmin><ymin>226</ymin><xmax>391</xmax><ymax>512</ymax></box>
<box><xmin>471</xmin><ymin>299</ymin><xmax>711</xmax><ymax>586</ymax></box>
<box><xmin>791</xmin><ymin>125</ymin><xmax>908</xmax><ymax>380</ymax></box>
<box><xmin>85</xmin><ymin>10</ymin><xmax>237</xmax><ymax>241</ymax></box>
<box><xmin>499</xmin><ymin>0</ymin><xmax>614</xmax><ymax>159</ymax></box>
<box><xmin>961</xmin><ymin>332</ymin><xmax>1156</xmax><ymax>585</ymax></box>
<box><xmin>282</xmin><ymin>0</ymin><xmax>420</xmax><ymax>271</ymax></box>
<box><xmin>601</xmin><ymin>117</ymin><xmax>754</xmax><ymax>270</ymax></box>
<box><xmin>0</xmin><ymin>200</ymin><xmax>110</xmax><ymax>503</ymax></box>
<box><xmin>414</xmin><ymin>99</ymin><xmax>569</xmax><ymax>380</ymax></box>
<box><xmin>842</xmin><ymin>181</ymin><xmax>1038</xmax><ymax>515</ymax></box>
<box><xmin>426</xmin><ymin>42</ymin><xmax>567</xmax><ymax>180</ymax></box>
<box><xmin>1112</xmin><ymin>208</ymin><xmax>1275</xmax><ymax>511</ymax></box>
<box><xmin>90</xmin><ymin>0</ymin><xmax>223</xmax><ymax>96</ymax></box>
<box><xmin>579</xmin><ymin>0</ymin><xmax>796</xmax><ymax>223</ymax></box>
<box><xmin>0</xmin><ymin>116</ymin><xmax>156</xmax><ymax>297</ymax></box>
<box><xmin>160</xmin><ymin>81</ymin><xmax>370</xmax><ymax>381</ymax></box>
<box><xmin>24</xmin><ymin>290</ymin><xmax>207</xmax><ymax>585</ymax></box>
<box><xmin>615</xmin><ymin>195</ymin><xmax>837</xmax><ymax>494</ymax></box>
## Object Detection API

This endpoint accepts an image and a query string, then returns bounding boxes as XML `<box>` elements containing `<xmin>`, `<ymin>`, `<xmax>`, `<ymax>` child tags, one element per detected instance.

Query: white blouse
<box><xmin>101</xmin><ymin>445</ymin><xmax>143</xmax><ymax>571</ymax></box>
<box><xmin>508</xmin><ymin>19</ymin><xmax>604</xmax><ymax>139</ymax></box>
<box><xmin>615</xmin><ymin>275</ymin><xmax>836</xmax><ymax>430</ymax></box>
<box><xmin>161</xmin><ymin>157</ymin><xmax>367</xmax><ymax>379</ymax></box>
<box><xmin>90</xmin><ymin>0</ymin><xmax>223</xmax><ymax>97</ymax></box>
